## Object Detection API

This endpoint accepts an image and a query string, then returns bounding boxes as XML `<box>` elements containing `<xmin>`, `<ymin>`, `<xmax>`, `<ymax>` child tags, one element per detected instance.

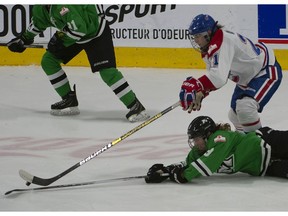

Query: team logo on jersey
<box><xmin>214</xmin><ymin>135</ymin><xmax>226</xmax><ymax>143</ymax></box>
<box><xmin>60</xmin><ymin>7</ymin><xmax>70</xmax><ymax>16</ymax></box>
<box><xmin>217</xmin><ymin>155</ymin><xmax>234</xmax><ymax>173</ymax></box>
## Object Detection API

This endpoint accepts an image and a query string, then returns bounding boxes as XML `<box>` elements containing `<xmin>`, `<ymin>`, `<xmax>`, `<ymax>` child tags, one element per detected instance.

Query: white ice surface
<box><xmin>0</xmin><ymin>66</ymin><xmax>288</xmax><ymax>211</ymax></box>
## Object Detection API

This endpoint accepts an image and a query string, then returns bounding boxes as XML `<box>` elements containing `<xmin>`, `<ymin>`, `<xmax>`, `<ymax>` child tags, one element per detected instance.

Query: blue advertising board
<box><xmin>258</xmin><ymin>5</ymin><xmax>288</xmax><ymax>44</ymax></box>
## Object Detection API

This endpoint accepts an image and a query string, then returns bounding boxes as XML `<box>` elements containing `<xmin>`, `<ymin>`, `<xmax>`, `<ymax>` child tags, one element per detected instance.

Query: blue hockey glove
<box><xmin>179</xmin><ymin>76</ymin><xmax>205</xmax><ymax>113</ymax></box>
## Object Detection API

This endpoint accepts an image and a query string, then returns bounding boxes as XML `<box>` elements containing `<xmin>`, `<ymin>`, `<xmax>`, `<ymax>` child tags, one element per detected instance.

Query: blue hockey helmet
<box><xmin>188</xmin><ymin>14</ymin><xmax>217</xmax><ymax>52</ymax></box>
<box><xmin>188</xmin><ymin>14</ymin><xmax>216</xmax><ymax>35</ymax></box>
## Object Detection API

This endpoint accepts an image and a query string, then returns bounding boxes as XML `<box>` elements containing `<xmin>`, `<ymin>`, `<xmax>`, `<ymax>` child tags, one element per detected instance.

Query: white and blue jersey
<box><xmin>197</xmin><ymin>29</ymin><xmax>282</xmax><ymax>113</ymax></box>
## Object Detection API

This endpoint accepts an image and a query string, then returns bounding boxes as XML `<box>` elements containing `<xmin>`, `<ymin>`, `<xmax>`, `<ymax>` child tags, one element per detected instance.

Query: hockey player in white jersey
<box><xmin>179</xmin><ymin>14</ymin><xmax>282</xmax><ymax>132</ymax></box>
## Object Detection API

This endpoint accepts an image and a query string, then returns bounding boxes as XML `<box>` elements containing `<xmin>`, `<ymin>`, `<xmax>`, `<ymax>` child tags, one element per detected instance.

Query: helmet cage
<box><xmin>188</xmin><ymin>14</ymin><xmax>216</xmax><ymax>53</ymax></box>
<box><xmin>189</xmin><ymin>32</ymin><xmax>210</xmax><ymax>53</ymax></box>
<box><xmin>187</xmin><ymin>116</ymin><xmax>216</xmax><ymax>149</ymax></box>
<box><xmin>188</xmin><ymin>136</ymin><xmax>205</xmax><ymax>149</ymax></box>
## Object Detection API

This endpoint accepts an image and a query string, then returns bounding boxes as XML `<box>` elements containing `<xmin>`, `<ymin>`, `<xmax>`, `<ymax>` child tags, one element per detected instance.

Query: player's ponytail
<box><xmin>216</xmin><ymin>123</ymin><xmax>232</xmax><ymax>131</ymax></box>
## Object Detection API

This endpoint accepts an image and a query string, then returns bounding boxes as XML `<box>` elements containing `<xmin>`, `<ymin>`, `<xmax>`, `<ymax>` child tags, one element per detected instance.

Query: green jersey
<box><xmin>24</xmin><ymin>5</ymin><xmax>105</xmax><ymax>46</ymax></box>
<box><xmin>183</xmin><ymin>130</ymin><xmax>271</xmax><ymax>182</ymax></box>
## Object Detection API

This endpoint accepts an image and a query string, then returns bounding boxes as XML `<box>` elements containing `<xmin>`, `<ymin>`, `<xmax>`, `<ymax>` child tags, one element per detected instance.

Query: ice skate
<box><xmin>50</xmin><ymin>84</ymin><xmax>80</xmax><ymax>116</ymax></box>
<box><xmin>126</xmin><ymin>98</ymin><xmax>150</xmax><ymax>122</ymax></box>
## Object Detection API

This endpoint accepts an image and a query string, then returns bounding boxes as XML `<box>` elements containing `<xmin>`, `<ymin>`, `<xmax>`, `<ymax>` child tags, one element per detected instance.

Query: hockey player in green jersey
<box><xmin>145</xmin><ymin>116</ymin><xmax>288</xmax><ymax>183</ymax></box>
<box><xmin>7</xmin><ymin>5</ymin><xmax>149</xmax><ymax>122</ymax></box>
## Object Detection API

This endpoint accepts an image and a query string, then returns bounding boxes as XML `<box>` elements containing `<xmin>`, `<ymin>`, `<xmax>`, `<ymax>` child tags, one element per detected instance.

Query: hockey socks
<box><xmin>41</xmin><ymin>52</ymin><xmax>79</xmax><ymax>115</ymax></box>
<box><xmin>100</xmin><ymin>68</ymin><xmax>149</xmax><ymax>122</ymax></box>
<box><xmin>41</xmin><ymin>51</ymin><xmax>71</xmax><ymax>97</ymax></box>
<box><xmin>99</xmin><ymin>68</ymin><xmax>136</xmax><ymax>107</ymax></box>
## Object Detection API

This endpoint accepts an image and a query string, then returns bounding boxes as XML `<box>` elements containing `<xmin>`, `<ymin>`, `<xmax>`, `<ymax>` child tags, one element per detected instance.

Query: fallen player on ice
<box><xmin>145</xmin><ymin>116</ymin><xmax>288</xmax><ymax>184</ymax></box>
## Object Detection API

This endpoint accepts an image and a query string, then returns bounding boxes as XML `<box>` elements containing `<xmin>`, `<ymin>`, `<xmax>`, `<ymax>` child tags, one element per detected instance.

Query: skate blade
<box><xmin>50</xmin><ymin>107</ymin><xmax>80</xmax><ymax>116</ymax></box>
<box><xmin>127</xmin><ymin>111</ymin><xmax>150</xmax><ymax>122</ymax></box>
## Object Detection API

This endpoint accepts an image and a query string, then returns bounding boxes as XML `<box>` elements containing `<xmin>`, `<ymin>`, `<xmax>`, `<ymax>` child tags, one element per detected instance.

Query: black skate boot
<box><xmin>126</xmin><ymin>98</ymin><xmax>150</xmax><ymax>122</ymax></box>
<box><xmin>50</xmin><ymin>84</ymin><xmax>80</xmax><ymax>116</ymax></box>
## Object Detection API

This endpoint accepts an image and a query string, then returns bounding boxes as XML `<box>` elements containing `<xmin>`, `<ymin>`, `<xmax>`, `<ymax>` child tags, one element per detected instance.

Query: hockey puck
<box><xmin>26</xmin><ymin>182</ymin><xmax>31</xmax><ymax>186</ymax></box>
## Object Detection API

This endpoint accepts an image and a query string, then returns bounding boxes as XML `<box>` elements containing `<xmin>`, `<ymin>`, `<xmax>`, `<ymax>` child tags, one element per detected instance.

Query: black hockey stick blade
<box><xmin>5</xmin><ymin>175</ymin><xmax>146</xmax><ymax>196</ymax></box>
<box><xmin>18</xmin><ymin>101</ymin><xmax>181</xmax><ymax>186</ymax></box>
<box><xmin>0</xmin><ymin>42</ymin><xmax>44</xmax><ymax>48</ymax></box>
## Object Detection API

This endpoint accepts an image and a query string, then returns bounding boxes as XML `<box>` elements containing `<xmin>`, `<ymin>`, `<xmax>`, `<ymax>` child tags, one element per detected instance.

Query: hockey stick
<box><xmin>19</xmin><ymin>101</ymin><xmax>181</xmax><ymax>186</ymax></box>
<box><xmin>5</xmin><ymin>175</ymin><xmax>147</xmax><ymax>196</ymax></box>
<box><xmin>0</xmin><ymin>42</ymin><xmax>44</xmax><ymax>48</ymax></box>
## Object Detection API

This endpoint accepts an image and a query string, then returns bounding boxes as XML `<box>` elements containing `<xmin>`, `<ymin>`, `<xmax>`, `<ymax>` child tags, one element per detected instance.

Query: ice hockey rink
<box><xmin>1</xmin><ymin>66</ymin><xmax>288</xmax><ymax>212</ymax></box>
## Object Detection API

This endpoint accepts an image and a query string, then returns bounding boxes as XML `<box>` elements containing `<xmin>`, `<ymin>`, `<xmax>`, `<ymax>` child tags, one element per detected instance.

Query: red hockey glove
<box><xmin>179</xmin><ymin>77</ymin><xmax>207</xmax><ymax>113</ymax></box>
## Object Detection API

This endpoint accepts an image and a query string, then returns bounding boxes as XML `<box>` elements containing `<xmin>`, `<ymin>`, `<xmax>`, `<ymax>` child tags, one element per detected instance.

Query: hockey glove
<box><xmin>145</xmin><ymin>164</ymin><xmax>169</xmax><ymax>183</ymax></box>
<box><xmin>166</xmin><ymin>162</ymin><xmax>186</xmax><ymax>172</ymax></box>
<box><xmin>179</xmin><ymin>77</ymin><xmax>207</xmax><ymax>113</ymax></box>
<box><xmin>7</xmin><ymin>34</ymin><xmax>34</xmax><ymax>53</ymax></box>
<box><xmin>47</xmin><ymin>31</ymin><xmax>66</xmax><ymax>55</ymax></box>
<box><xmin>169</xmin><ymin>165</ymin><xmax>188</xmax><ymax>184</ymax></box>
